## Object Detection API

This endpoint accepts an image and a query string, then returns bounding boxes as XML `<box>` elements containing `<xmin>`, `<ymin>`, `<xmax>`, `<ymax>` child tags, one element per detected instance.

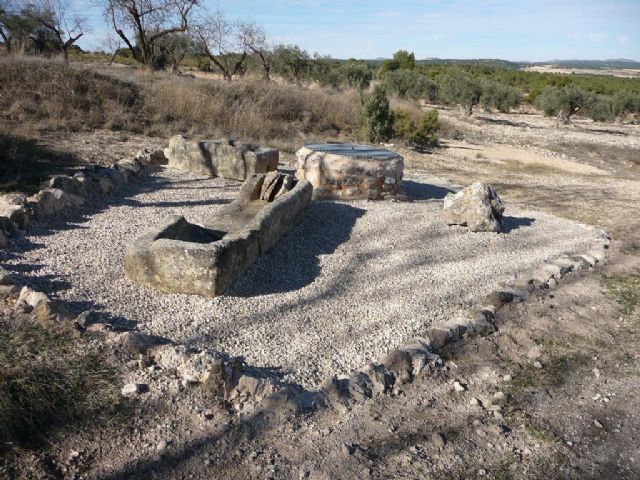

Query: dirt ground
<box><xmin>3</xmin><ymin>109</ymin><xmax>640</xmax><ymax>480</ymax></box>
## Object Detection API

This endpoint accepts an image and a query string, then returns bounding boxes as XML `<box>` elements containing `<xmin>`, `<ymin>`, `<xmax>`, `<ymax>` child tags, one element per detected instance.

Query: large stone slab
<box><xmin>125</xmin><ymin>173</ymin><xmax>312</xmax><ymax>297</ymax></box>
<box><xmin>296</xmin><ymin>143</ymin><xmax>404</xmax><ymax>200</ymax></box>
<box><xmin>167</xmin><ymin>135</ymin><xmax>279</xmax><ymax>181</ymax></box>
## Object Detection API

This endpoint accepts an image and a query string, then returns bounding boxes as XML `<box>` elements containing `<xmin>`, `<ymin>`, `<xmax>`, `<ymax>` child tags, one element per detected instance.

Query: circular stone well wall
<box><xmin>295</xmin><ymin>143</ymin><xmax>404</xmax><ymax>200</ymax></box>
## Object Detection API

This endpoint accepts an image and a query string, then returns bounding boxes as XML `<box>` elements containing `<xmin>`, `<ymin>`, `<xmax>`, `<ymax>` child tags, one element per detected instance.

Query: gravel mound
<box><xmin>3</xmin><ymin>168</ymin><xmax>602</xmax><ymax>387</ymax></box>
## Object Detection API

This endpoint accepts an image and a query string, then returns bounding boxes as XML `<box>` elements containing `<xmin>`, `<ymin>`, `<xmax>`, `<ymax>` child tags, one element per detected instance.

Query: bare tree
<box><xmin>105</xmin><ymin>0</ymin><xmax>198</xmax><ymax>71</ymax></box>
<box><xmin>238</xmin><ymin>21</ymin><xmax>272</xmax><ymax>81</ymax></box>
<box><xmin>0</xmin><ymin>0</ymin><xmax>10</xmax><ymax>53</ymax></box>
<box><xmin>26</xmin><ymin>0</ymin><xmax>86</xmax><ymax>61</ymax></box>
<box><xmin>101</xmin><ymin>30</ymin><xmax>121</xmax><ymax>65</ymax></box>
<box><xmin>193</xmin><ymin>10</ymin><xmax>246</xmax><ymax>81</ymax></box>
<box><xmin>1</xmin><ymin>0</ymin><xmax>41</xmax><ymax>55</ymax></box>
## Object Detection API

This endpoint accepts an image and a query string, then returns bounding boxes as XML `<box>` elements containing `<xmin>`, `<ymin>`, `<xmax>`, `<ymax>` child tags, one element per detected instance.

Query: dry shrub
<box><xmin>0</xmin><ymin>314</ymin><xmax>122</xmax><ymax>451</ymax></box>
<box><xmin>0</xmin><ymin>57</ymin><xmax>142</xmax><ymax>132</ymax></box>
<box><xmin>139</xmin><ymin>74</ymin><xmax>360</xmax><ymax>149</ymax></box>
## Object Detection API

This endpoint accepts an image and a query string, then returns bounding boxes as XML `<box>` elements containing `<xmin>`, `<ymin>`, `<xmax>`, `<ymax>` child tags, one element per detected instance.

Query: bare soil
<box><xmin>3</xmin><ymin>109</ymin><xmax>640</xmax><ymax>479</ymax></box>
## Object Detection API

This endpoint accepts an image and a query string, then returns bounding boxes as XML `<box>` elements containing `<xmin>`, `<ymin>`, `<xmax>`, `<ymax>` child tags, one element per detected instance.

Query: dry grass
<box><xmin>0</xmin><ymin>57</ymin><xmax>143</xmax><ymax>133</ymax></box>
<box><xmin>0</xmin><ymin>57</ymin><xmax>361</xmax><ymax>153</ymax></box>
<box><xmin>0</xmin><ymin>314</ymin><xmax>122</xmax><ymax>451</ymax></box>
<box><xmin>140</xmin><ymin>73</ymin><xmax>360</xmax><ymax>150</ymax></box>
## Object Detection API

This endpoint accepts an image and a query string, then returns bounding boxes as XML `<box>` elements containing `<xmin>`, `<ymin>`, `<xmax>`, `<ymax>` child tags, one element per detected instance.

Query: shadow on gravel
<box><xmin>476</xmin><ymin>115</ymin><xmax>541</xmax><ymax>129</ymax></box>
<box><xmin>229</xmin><ymin>201</ymin><xmax>367</xmax><ymax>297</ymax></box>
<box><xmin>404</xmin><ymin>180</ymin><xmax>453</xmax><ymax>201</ymax></box>
<box><xmin>501</xmin><ymin>216</ymin><xmax>535</xmax><ymax>233</ymax></box>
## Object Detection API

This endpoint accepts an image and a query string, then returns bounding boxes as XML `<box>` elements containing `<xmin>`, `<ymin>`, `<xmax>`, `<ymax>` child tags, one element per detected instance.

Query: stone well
<box><xmin>295</xmin><ymin>143</ymin><xmax>405</xmax><ymax>200</ymax></box>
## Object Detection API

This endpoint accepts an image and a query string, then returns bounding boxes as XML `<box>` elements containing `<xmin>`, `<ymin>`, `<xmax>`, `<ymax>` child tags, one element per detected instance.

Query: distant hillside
<box><xmin>360</xmin><ymin>57</ymin><xmax>640</xmax><ymax>70</ymax></box>
<box><xmin>417</xmin><ymin>58</ymin><xmax>523</xmax><ymax>69</ymax></box>
<box><xmin>533</xmin><ymin>59</ymin><xmax>640</xmax><ymax>70</ymax></box>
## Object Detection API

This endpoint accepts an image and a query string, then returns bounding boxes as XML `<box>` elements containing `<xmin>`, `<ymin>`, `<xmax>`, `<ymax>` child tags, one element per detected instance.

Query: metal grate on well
<box><xmin>304</xmin><ymin>143</ymin><xmax>399</xmax><ymax>161</ymax></box>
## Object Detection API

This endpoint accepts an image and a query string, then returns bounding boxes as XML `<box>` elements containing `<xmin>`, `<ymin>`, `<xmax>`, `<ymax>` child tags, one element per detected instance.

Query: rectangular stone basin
<box><xmin>125</xmin><ymin>173</ymin><xmax>312</xmax><ymax>297</ymax></box>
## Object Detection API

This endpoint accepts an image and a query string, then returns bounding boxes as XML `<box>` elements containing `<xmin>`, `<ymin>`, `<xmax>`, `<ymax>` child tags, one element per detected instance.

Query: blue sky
<box><xmin>78</xmin><ymin>0</ymin><xmax>640</xmax><ymax>61</ymax></box>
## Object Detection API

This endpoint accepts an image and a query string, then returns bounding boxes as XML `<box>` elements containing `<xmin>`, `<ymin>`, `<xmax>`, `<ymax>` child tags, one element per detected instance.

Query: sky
<box><xmin>77</xmin><ymin>0</ymin><xmax>640</xmax><ymax>62</ymax></box>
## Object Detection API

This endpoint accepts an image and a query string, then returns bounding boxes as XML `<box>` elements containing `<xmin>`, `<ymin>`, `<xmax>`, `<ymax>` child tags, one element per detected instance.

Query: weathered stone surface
<box><xmin>381</xmin><ymin>350</ymin><xmax>413</xmax><ymax>383</ymax></box>
<box><xmin>0</xmin><ymin>266</ymin><xmax>13</xmax><ymax>285</ymax></box>
<box><xmin>443</xmin><ymin>182</ymin><xmax>505</xmax><ymax>232</ymax></box>
<box><xmin>32</xmin><ymin>188</ymin><xmax>84</xmax><ymax>218</ymax></box>
<box><xmin>134</xmin><ymin>148</ymin><xmax>167</xmax><ymax>166</ymax></box>
<box><xmin>347</xmin><ymin>371</ymin><xmax>374</xmax><ymax>401</ymax></box>
<box><xmin>0</xmin><ymin>230</ymin><xmax>8</xmax><ymax>249</ymax></box>
<box><xmin>125</xmin><ymin>173</ymin><xmax>312</xmax><ymax>297</ymax></box>
<box><xmin>0</xmin><ymin>193</ymin><xmax>27</xmax><ymax>206</ymax></box>
<box><xmin>49</xmin><ymin>175</ymin><xmax>86</xmax><ymax>197</ymax></box>
<box><xmin>236</xmin><ymin>375</ymin><xmax>276</xmax><ymax>399</ymax></box>
<box><xmin>167</xmin><ymin>135</ymin><xmax>278</xmax><ymax>180</ymax></box>
<box><xmin>17</xmin><ymin>286</ymin><xmax>53</xmax><ymax>321</ymax></box>
<box><xmin>0</xmin><ymin>205</ymin><xmax>28</xmax><ymax>229</ymax></box>
<box><xmin>296</xmin><ymin>143</ymin><xmax>404</xmax><ymax>200</ymax></box>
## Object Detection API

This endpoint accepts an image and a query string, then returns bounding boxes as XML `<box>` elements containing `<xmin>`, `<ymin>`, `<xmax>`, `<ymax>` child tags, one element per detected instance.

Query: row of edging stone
<box><xmin>0</xmin><ymin>148</ymin><xmax>168</xmax><ymax>322</ymax></box>
<box><xmin>313</xmin><ymin>228</ymin><xmax>610</xmax><ymax>413</ymax></box>
<box><xmin>0</xmin><ymin>158</ymin><xmax>612</xmax><ymax>416</ymax></box>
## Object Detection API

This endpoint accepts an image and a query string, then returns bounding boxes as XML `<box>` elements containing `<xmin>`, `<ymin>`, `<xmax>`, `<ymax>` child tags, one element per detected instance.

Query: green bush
<box><xmin>438</xmin><ymin>68</ymin><xmax>482</xmax><ymax>115</ymax></box>
<box><xmin>535</xmin><ymin>85</ymin><xmax>588</xmax><ymax>123</ymax></box>
<box><xmin>587</xmin><ymin>94</ymin><xmax>615</xmax><ymax>122</ymax></box>
<box><xmin>393</xmin><ymin>108</ymin><xmax>438</xmax><ymax>148</ymax></box>
<box><xmin>384</xmin><ymin>70</ymin><xmax>438</xmax><ymax>101</ymax></box>
<box><xmin>360</xmin><ymin>84</ymin><xmax>393</xmax><ymax>142</ymax></box>
<box><xmin>610</xmin><ymin>90</ymin><xmax>640</xmax><ymax>122</ymax></box>
<box><xmin>480</xmin><ymin>80</ymin><xmax>521</xmax><ymax>113</ymax></box>
<box><xmin>338</xmin><ymin>60</ymin><xmax>372</xmax><ymax>91</ymax></box>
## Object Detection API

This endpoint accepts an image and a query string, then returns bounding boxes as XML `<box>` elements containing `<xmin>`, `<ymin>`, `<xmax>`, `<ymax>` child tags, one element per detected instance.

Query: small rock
<box><xmin>453</xmin><ymin>381</ymin><xmax>466</xmax><ymax>392</ymax></box>
<box><xmin>476</xmin><ymin>429</ymin><xmax>488</xmax><ymax>438</ymax></box>
<box><xmin>533</xmin><ymin>361</ymin><xmax>543</xmax><ymax>369</ymax></box>
<box><xmin>431</xmin><ymin>432</ymin><xmax>446</xmax><ymax>449</ymax></box>
<box><xmin>470</xmin><ymin>397</ymin><xmax>483</xmax><ymax>407</ymax></box>
<box><xmin>342</xmin><ymin>443</ymin><xmax>356</xmax><ymax>456</ymax></box>
<box><xmin>493</xmin><ymin>391</ymin><xmax>506</xmax><ymax>400</ymax></box>
<box><xmin>503</xmin><ymin>374</ymin><xmax>512</xmax><ymax>381</ymax></box>
<box><xmin>121</xmin><ymin>383</ymin><xmax>147</xmax><ymax>396</ymax></box>
<box><xmin>594</xmin><ymin>420</ymin><xmax>604</xmax><ymax>429</ymax></box>
<box><xmin>478</xmin><ymin>468</ymin><xmax>487</xmax><ymax>476</ymax></box>
<box><xmin>156</xmin><ymin>439</ymin><xmax>168</xmax><ymax>451</ymax></box>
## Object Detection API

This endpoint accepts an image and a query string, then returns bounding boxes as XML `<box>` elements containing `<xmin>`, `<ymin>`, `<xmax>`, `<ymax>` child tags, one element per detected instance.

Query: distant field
<box><xmin>523</xmin><ymin>64</ymin><xmax>640</xmax><ymax>78</ymax></box>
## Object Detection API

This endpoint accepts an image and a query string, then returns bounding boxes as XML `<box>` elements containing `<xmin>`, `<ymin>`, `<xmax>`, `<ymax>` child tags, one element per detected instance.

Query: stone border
<box><xmin>0</xmin><ymin>158</ymin><xmax>612</xmax><ymax>416</ymax></box>
<box><xmin>0</xmin><ymin>148</ymin><xmax>167</xmax><ymax>248</ymax></box>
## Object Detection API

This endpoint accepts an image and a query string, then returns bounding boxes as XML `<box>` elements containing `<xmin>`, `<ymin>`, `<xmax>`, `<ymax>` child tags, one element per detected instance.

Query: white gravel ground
<box><xmin>3</xmin><ymin>168</ymin><xmax>603</xmax><ymax>387</ymax></box>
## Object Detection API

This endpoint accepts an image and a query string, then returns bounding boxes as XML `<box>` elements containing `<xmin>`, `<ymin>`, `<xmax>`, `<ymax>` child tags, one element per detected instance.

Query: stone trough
<box><xmin>167</xmin><ymin>135</ymin><xmax>279</xmax><ymax>180</ymax></box>
<box><xmin>124</xmin><ymin>172</ymin><xmax>312</xmax><ymax>297</ymax></box>
<box><xmin>296</xmin><ymin>143</ymin><xmax>405</xmax><ymax>200</ymax></box>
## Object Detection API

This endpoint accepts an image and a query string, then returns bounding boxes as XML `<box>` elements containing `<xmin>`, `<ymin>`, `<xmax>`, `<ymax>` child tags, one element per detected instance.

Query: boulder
<box><xmin>0</xmin><ymin>204</ymin><xmax>29</xmax><ymax>229</ymax></box>
<box><xmin>166</xmin><ymin>135</ymin><xmax>279</xmax><ymax>180</ymax></box>
<box><xmin>0</xmin><ymin>193</ymin><xmax>27</xmax><ymax>206</ymax></box>
<box><xmin>49</xmin><ymin>175</ymin><xmax>86</xmax><ymax>197</ymax></box>
<box><xmin>443</xmin><ymin>182</ymin><xmax>505</xmax><ymax>233</ymax></box>
<box><xmin>17</xmin><ymin>286</ymin><xmax>53</xmax><ymax>321</ymax></box>
<box><xmin>32</xmin><ymin>188</ymin><xmax>84</xmax><ymax>218</ymax></box>
<box><xmin>134</xmin><ymin>148</ymin><xmax>167</xmax><ymax>166</ymax></box>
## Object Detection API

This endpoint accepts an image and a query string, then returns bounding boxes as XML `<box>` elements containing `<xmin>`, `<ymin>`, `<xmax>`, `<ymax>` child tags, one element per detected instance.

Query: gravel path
<box><xmin>3</xmin><ymin>168</ymin><xmax>602</xmax><ymax>387</ymax></box>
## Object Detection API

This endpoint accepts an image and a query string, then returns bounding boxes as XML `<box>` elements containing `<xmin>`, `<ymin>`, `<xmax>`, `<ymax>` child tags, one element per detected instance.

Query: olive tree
<box><xmin>273</xmin><ymin>44</ymin><xmax>310</xmax><ymax>84</ymax></box>
<box><xmin>106</xmin><ymin>0</ymin><xmax>198</xmax><ymax>71</ymax></box>
<box><xmin>438</xmin><ymin>69</ymin><xmax>482</xmax><ymax>115</ymax></box>
<box><xmin>535</xmin><ymin>85</ymin><xmax>587</xmax><ymax>124</ymax></box>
